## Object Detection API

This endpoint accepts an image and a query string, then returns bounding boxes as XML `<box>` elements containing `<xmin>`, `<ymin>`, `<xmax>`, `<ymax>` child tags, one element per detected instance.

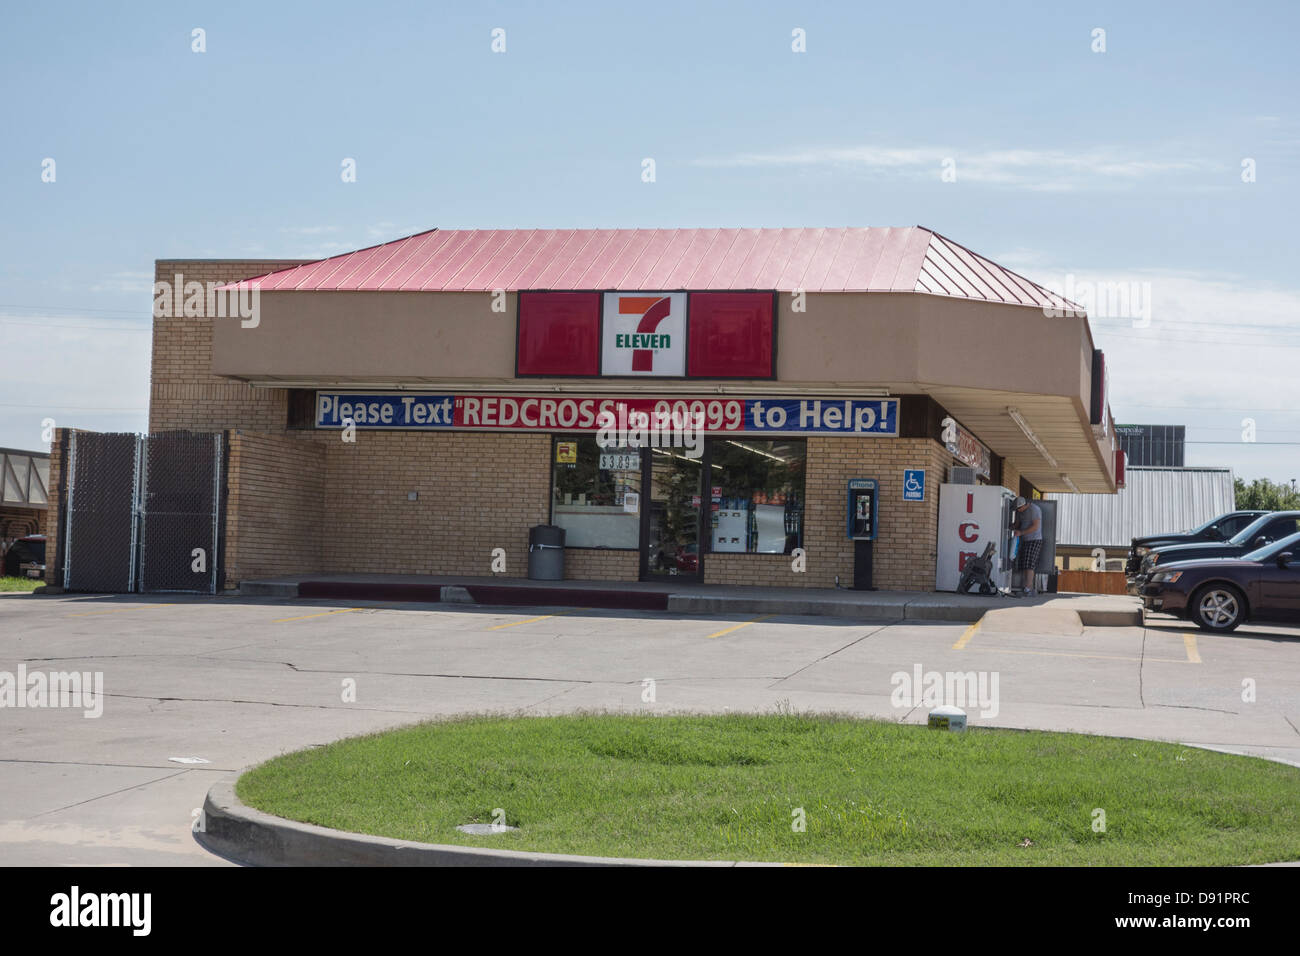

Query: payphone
<box><xmin>846</xmin><ymin>479</ymin><xmax>878</xmax><ymax>589</ymax></box>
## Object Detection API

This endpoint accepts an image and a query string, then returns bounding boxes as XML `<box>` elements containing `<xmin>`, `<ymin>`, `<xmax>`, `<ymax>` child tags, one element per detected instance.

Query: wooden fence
<box><xmin>1056</xmin><ymin>569</ymin><xmax>1130</xmax><ymax>595</ymax></box>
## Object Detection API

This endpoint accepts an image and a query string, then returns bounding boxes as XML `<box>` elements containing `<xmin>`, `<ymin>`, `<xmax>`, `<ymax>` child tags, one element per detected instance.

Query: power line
<box><xmin>1099</xmin><ymin>331</ymin><xmax>1300</xmax><ymax>349</ymax></box>
<box><xmin>0</xmin><ymin>320</ymin><xmax>150</xmax><ymax>332</ymax></box>
<box><xmin>1119</xmin><ymin>403</ymin><xmax>1300</xmax><ymax>412</ymax></box>
<box><xmin>0</xmin><ymin>303</ymin><xmax>147</xmax><ymax>317</ymax></box>
<box><xmin>1093</xmin><ymin>319</ymin><xmax>1300</xmax><ymax>334</ymax></box>
<box><xmin>0</xmin><ymin>403</ymin><xmax>147</xmax><ymax>411</ymax></box>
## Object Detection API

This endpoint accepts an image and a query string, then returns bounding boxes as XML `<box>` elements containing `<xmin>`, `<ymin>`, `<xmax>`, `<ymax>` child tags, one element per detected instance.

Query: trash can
<box><xmin>528</xmin><ymin>524</ymin><xmax>566</xmax><ymax>580</ymax></box>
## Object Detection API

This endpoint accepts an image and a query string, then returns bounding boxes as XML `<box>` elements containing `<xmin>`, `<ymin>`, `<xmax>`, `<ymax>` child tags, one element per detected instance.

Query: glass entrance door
<box><xmin>641</xmin><ymin>447</ymin><xmax>703</xmax><ymax>581</ymax></box>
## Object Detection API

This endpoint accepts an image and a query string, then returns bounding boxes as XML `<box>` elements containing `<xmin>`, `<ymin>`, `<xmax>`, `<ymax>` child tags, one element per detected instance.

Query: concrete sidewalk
<box><xmin>238</xmin><ymin>572</ymin><xmax>1141</xmax><ymax>627</ymax></box>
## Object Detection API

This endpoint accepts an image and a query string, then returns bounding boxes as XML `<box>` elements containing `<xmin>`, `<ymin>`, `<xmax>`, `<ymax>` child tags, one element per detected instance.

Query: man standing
<box><xmin>1011</xmin><ymin>496</ymin><xmax>1043</xmax><ymax>596</ymax></box>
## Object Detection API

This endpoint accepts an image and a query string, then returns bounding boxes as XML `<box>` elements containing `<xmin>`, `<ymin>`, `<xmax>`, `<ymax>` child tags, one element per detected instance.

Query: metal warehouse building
<box><xmin>1047</xmin><ymin>466</ymin><xmax>1236</xmax><ymax>570</ymax></box>
<box><xmin>46</xmin><ymin>226</ymin><xmax>1121</xmax><ymax>594</ymax></box>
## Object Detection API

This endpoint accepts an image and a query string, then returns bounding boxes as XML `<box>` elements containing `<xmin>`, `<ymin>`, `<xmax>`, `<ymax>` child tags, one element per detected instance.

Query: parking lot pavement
<box><xmin>1</xmin><ymin>592</ymin><xmax>1298</xmax><ymax>865</ymax></box>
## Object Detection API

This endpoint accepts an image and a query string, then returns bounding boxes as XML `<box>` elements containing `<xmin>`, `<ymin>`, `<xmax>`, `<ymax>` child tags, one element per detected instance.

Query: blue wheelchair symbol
<box><xmin>903</xmin><ymin>469</ymin><xmax>925</xmax><ymax>501</ymax></box>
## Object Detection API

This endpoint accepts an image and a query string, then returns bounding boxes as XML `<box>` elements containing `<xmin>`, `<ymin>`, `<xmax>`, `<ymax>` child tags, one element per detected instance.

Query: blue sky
<box><xmin>2</xmin><ymin>1</ymin><xmax>1298</xmax><ymax>482</ymax></box>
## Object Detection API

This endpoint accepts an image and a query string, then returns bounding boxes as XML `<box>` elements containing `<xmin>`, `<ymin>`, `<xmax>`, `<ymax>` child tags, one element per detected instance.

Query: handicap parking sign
<box><xmin>903</xmin><ymin>469</ymin><xmax>925</xmax><ymax>501</ymax></box>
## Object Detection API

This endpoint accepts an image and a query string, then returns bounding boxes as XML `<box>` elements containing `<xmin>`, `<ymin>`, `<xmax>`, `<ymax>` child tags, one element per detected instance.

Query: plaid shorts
<box><xmin>1017</xmin><ymin>538</ymin><xmax>1043</xmax><ymax>572</ymax></box>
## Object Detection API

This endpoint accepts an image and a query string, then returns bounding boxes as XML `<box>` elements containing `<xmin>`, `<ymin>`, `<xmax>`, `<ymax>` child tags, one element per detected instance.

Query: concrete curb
<box><xmin>240</xmin><ymin>581</ymin><xmax>298</xmax><ymax>598</ymax></box>
<box><xmin>1077</xmin><ymin>608</ymin><xmax>1143</xmax><ymax>627</ymax></box>
<box><xmin>198</xmin><ymin>778</ymin><xmax>747</xmax><ymax>867</ymax></box>
<box><xmin>201</xmin><ymin>737</ymin><xmax>1294</xmax><ymax>867</ymax></box>
<box><xmin>667</xmin><ymin>594</ymin><xmax>912</xmax><ymax>620</ymax></box>
<box><xmin>240</xmin><ymin>579</ymin><xmax>1142</xmax><ymax>627</ymax></box>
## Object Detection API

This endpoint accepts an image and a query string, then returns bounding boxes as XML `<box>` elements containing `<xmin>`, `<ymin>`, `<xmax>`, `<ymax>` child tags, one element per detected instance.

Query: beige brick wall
<box><xmin>150</xmin><ymin>260</ymin><xmax>309</xmax><ymax>433</ymax></box>
<box><xmin>1002</xmin><ymin>459</ymin><xmax>1022</xmax><ymax>496</ymax></box>
<box><xmin>311</xmin><ymin>430</ymin><xmax>550</xmax><ymax>577</ymax></box>
<box><xmin>206</xmin><ymin>423</ymin><xmax>964</xmax><ymax>591</ymax></box>
<box><xmin>42</xmin><ymin>431</ymin><xmax>65</xmax><ymax>585</ymax></box>
<box><xmin>228</xmin><ymin>428</ymin><xmax>629</xmax><ymax>583</ymax></box>
<box><xmin>563</xmin><ymin>548</ymin><xmax>639</xmax><ymax>581</ymax></box>
<box><xmin>225</xmin><ymin>432</ymin><xmax>325</xmax><ymax>588</ymax></box>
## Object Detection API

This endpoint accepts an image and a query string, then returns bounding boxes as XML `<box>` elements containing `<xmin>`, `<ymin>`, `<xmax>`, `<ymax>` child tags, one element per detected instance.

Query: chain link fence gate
<box><xmin>63</xmin><ymin>431</ymin><xmax>223</xmax><ymax>594</ymax></box>
<box><xmin>62</xmin><ymin>432</ymin><xmax>138</xmax><ymax>592</ymax></box>
<box><xmin>138</xmin><ymin>432</ymin><xmax>222</xmax><ymax>593</ymax></box>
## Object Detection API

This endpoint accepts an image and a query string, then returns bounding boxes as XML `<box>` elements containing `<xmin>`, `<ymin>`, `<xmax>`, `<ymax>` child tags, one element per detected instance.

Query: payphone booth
<box><xmin>847</xmin><ymin>478</ymin><xmax>878</xmax><ymax>590</ymax></box>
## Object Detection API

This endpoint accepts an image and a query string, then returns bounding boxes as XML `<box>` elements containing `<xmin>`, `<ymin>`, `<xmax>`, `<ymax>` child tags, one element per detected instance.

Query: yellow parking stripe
<box><xmin>272</xmin><ymin>607</ymin><xmax>366</xmax><ymax>624</ymax></box>
<box><xmin>68</xmin><ymin>604</ymin><xmax>177</xmax><ymax>617</ymax></box>
<box><xmin>978</xmin><ymin>646</ymin><xmax>1187</xmax><ymax>664</ymax></box>
<box><xmin>1182</xmin><ymin>632</ymin><xmax>1202</xmax><ymax>664</ymax></box>
<box><xmin>488</xmin><ymin>609</ymin><xmax>575</xmax><ymax>631</ymax></box>
<box><xmin>952</xmin><ymin>620</ymin><xmax>981</xmax><ymax>650</ymax></box>
<box><xmin>706</xmin><ymin>614</ymin><xmax>774</xmax><ymax>639</ymax></box>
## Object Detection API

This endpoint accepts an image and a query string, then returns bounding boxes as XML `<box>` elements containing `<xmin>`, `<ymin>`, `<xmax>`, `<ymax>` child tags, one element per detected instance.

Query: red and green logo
<box><xmin>614</xmin><ymin>296</ymin><xmax>673</xmax><ymax>371</ymax></box>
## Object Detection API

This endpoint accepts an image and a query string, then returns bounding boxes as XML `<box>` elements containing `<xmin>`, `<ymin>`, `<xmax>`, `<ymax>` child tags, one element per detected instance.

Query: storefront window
<box><xmin>550</xmin><ymin>436</ymin><xmax>641</xmax><ymax>548</ymax></box>
<box><xmin>706</xmin><ymin>439</ymin><xmax>805</xmax><ymax>554</ymax></box>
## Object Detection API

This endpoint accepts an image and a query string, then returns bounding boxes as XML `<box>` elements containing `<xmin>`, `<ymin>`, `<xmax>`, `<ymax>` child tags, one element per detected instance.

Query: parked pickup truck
<box><xmin>1126</xmin><ymin>510</ymin><xmax>1267</xmax><ymax>576</ymax></box>
<box><xmin>1132</xmin><ymin>512</ymin><xmax>1300</xmax><ymax>591</ymax></box>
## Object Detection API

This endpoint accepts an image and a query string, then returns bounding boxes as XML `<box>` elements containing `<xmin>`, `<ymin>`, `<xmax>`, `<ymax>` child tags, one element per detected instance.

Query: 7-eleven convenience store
<box><xmin>48</xmin><ymin>226</ymin><xmax>1121</xmax><ymax>594</ymax></box>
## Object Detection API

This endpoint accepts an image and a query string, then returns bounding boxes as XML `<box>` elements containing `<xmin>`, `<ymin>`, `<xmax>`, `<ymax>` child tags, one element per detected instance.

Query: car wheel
<box><xmin>1192</xmin><ymin>584</ymin><xmax>1245</xmax><ymax>632</ymax></box>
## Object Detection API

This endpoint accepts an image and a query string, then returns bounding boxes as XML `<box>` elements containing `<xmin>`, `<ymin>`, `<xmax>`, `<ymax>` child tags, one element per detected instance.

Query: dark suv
<box><xmin>1134</xmin><ymin>512</ymin><xmax>1300</xmax><ymax>589</ymax></box>
<box><xmin>1125</xmin><ymin>510</ymin><xmax>1267</xmax><ymax>576</ymax></box>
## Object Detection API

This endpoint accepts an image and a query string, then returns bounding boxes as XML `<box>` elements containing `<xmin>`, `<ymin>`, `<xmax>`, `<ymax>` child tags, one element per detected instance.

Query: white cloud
<box><xmin>0</xmin><ymin>317</ymin><xmax>150</xmax><ymax>449</ymax></box>
<box><xmin>1000</xmin><ymin>262</ymin><xmax>1300</xmax><ymax>481</ymax></box>
<box><xmin>278</xmin><ymin>225</ymin><xmax>343</xmax><ymax>236</ymax></box>
<box><xmin>89</xmin><ymin>271</ymin><xmax>154</xmax><ymax>295</ymax></box>
<box><xmin>691</xmin><ymin>144</ymin><xmax>1219</xmax><ymax>191</ymax></box>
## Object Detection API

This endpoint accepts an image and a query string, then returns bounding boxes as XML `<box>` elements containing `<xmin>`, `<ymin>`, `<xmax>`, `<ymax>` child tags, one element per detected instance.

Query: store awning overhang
<box><xmin>922</xmin><ymin>386</ymin><xmax>1116</xmax><ymax>494</ymax></box>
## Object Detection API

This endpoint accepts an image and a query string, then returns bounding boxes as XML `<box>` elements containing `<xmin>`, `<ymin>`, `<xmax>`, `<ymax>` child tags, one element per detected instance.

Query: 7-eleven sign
<box><xmin>601</xmin><ymin>292</ymin><xmax>687</xmax><ymax>376</ymax></box>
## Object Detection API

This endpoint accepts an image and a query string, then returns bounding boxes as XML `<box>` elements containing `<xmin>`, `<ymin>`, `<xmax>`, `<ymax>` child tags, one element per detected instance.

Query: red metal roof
<box><xmin>225</xmin><ymin>227</ymin><xmax>1079</xmax><ymax>310</ymax></box>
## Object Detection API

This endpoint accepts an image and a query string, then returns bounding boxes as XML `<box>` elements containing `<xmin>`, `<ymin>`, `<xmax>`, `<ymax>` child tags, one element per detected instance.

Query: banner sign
<box><xmin>315</xmin><ymin>393</ymin><xmax>898</xmax><ymax>437</ymax></box>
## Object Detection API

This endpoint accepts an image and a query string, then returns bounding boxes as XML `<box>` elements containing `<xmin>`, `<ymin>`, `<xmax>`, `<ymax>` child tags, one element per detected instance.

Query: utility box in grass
<box><xmin>928</xmin><ymin>705</ymin><xmax>967</xmax><ymax>732</ymax></box>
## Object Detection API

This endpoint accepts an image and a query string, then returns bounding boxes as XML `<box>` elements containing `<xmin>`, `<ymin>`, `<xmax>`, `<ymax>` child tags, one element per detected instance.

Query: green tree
<box><xmin>1234</xmin><ymin>477</ymin><xmax>1300</xmax><ymax>511</ymax></box>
